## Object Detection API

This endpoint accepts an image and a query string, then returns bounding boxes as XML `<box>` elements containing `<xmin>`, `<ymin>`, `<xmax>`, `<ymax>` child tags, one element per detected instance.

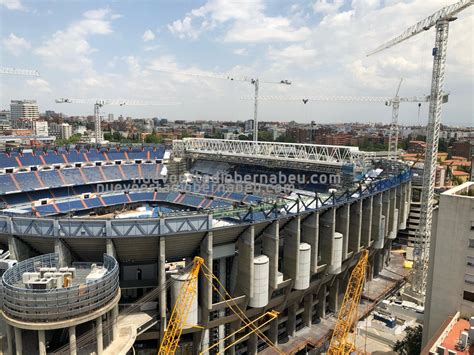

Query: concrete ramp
<box><xmin>104</xmin><ymin>312</ymin><xmax>157</xmax><ymax>355</ymax></box>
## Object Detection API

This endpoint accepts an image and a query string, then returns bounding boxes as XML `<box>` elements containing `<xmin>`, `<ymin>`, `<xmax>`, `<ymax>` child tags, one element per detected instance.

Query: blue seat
<box><xmin>34</xmin><ymin>204</ymin><xmax>58</xmax><ymax>216</ymax></box>
<box><xmin>181</xmin><ymin>195</ymin><xmax>204</xmax><ymax>207</ymax></box>
<box><xmin>82</xmin><ymin>167</ymin><xmax>103</xmax><ymax>183</ymax></box>
<box><xmin>84</xmin><ymin>198</ymin><xmax>102</xmax><ymax>208</ymax></box>
<box><xmin>102</xmin><ymin>194</ymin><xmax>128</xmax><ymax>205</ymax></box>
<box><xmin>19</xmin><ymin>153</ymin><xmax>42</xmax><ymax>166</ymax></box>
<box><xmin>121</xmin><ymin>165</ymin><xmax>141</xmax><ymax>180</ymax></box>
<box><xmin>0</xmin><ymin>175</ymin><xmax>19</xmax><ymax>194</ymax></box>
<box><xmin>13</xmin><ymin>172</ymin><xmax>41</xmax><ymax>191</ymax></box>
<box><xmin>61</xmin><ymin>168</ymin><xmax>85</xmax><ymax>185</ymax></box>
<box><xmin>102</xmin><ymin>166</ymin><xmax>122</xmax><ymax>181</ymax></box>
<box><xmin>127</xmin><ymin>151</ymin><xmax>147</xmax><ymax>160</ymax></box>
<box><xmin>130</xmin><ymin>192</ymin><xmax>154</xmax><ymax>201</ymax></box>
<box><xmin>87</xmin><ymin>150</ymin><xmax>105</xmax><ymax>162</ymax></box>
<box><xmin>58</xmin><ymin>200</ymin><xmax>84</xmax><ymax>212</ymax></box>
<box><xmin>0</xmin><ymin>154</ymin><xmax>17</xmax><ymax>168</ymax></box>
<box><xmin>39</xmin><ymin>170</ymin><xmax>63</xmax><ymax>188</ymax></box>
<box><xmin>107</xmin><ymin>151</ymin><xmax>126</xmax><ymax>161</ymax></box>
<box><xmin>65</xmin><ymin>151</ymin><xmax>86</xmax><ymax>164</ymax></box>
<box><xmin>43</xmin><ymin>153</ymin><xmax>66</xmax><ymax>165</ymax></box>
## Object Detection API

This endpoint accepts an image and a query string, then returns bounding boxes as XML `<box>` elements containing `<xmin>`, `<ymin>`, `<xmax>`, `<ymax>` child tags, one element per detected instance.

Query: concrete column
<box><xmin>55</xmin><ymin>238</ymin><xmax>72</xmax><ymax>267</ymax></box>
<box><xmin>262</xmin><ymin>220</ymin><xmax>279</xmax><ymax>290</ymax></box>
<box><xmin>349</xmin><ymin>200</ymin><xmax>362</xmax><ymax>253</ymax></box>
<box><xmin>373</xmin><ymin>251</ymin><xmax>384</xmax><ymax>277</ymax></box>
<box><xmin>283</xmin><ymin>216</ymin><xmax>301</xmax><ymax>286</ymax></box>
<box><xmin>319</xmin><ymin>208</ymin><xmax>336</xmax><ymax>268</ymax></box>
<box><xmin>6</xmin><ymin>325</ymin><xmax>13</xmax><ymax>355</ymax></box>
<box><xmin>382</xmin><ymin>191</ymin><xmax>390</xmax><ymax>237</ymax></box>
<box><xmin>287</xmin><ymin>303</ymin><xmax>297</xmax><ymax>337</ymax></box>
<box><xmin>236</xmin><ymin>226</ymin><xmax>255</xmax><ymax>297</ymax></box>
<box><xmin>329</xmin><ymin>279</ymin><xmax>340</xmax><ymax>313</ymax></box>
<box><xmin>8</xmin><ymin>235</ymin><xmax>31</xmax><ymax>262</ymax></box>
<box><xmin>303</xmin><ymin>293</ymin><xmax>313</xmax><ymax>327</ymax></box>
<box><xmin>69</xmin><ymin>326</ymin><xmax>77</xmax><ymax>355</ymax></box>
<box><xmin>269</xmin><ymin>317</ymin><xmax>279</xmax><ymax>345</ymax></box>
<box><xmin>361</xmin><ymin>197</ymin><xmax>373</xmax><ymax>248</ymax></box>
<box><xmin>158</xmin><ymin>236</ymin><xmax>167</xmax><ymax>341</ymax></box>
<box><xmin>302</xmin><ymin>212</ymin><xmax>319</xmax><ymax>273</ymax></box>
<box><xmin>247</xmin><ymin>333</ymin><xmax>258</xmax><ymax>355</ymax></box>
<box><xmin>389</xmin><ymin>189</ymin><xmax>397</xmax><ymax>238</ymax></box>
<box><xmin>317</xmin><ymin>284</ymin><xmax>327</xmax><ymax>319</ymax></box>
<box><xmin>105</xmin><ymin>238</ymin><xmax>117</xmax><ymax>259</ymax></box>
<box><xmin>396</xmin><ymin>186</ymin><xmax>403</xmax><ymax>227</ymax></box>
<box><xmin>38</xmin><ymin>330</ymin><xmax>46</xmax><ymax>355</ymax></box>
<box><xmin>13</xmin><ymin>328</ymin><xmax>21</xmax><ymax>355</ymax></box>
<box><xmin>111</xmin><ymin>304</ymin><xmax>119</xmax><ymax>341</ymax></box>
<box><xmin>371</xmin><ymin>194</ymin><xmax>382</xmax><ymax>243</ymax></box>
<box><xmin>96</xmin><ymin>316</ymin><xmax>103</xmax><ymax>355</ymax></box>
<box><xmin>335</xmin><ymin>205</ymin><xmax>350</xmax><ymax>259</ymax></box>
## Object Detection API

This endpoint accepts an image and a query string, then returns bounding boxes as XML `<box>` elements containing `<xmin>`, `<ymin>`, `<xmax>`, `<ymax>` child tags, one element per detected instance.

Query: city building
<box><xmin>33</xmin><ymin>120</ymin><xmax>48</xmax><ymax>137</ymax></box>
<box><xmin>423</xmin><ymin>182</ymin><xmax>474</xmax><ymax>347</ymax></box>
<box><xmin>60</xmin><ymin>123</ymin><xmax>73</xmax><ymax>140</ymax></box>
<box><xmin>10</xmin><ymin>100</ymin><xmax>39</xmax><ymax>129</ymax></box>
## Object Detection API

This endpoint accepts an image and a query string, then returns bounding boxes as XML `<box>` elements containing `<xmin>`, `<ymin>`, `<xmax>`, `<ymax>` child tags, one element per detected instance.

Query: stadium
<box><xmin>0</xmin><ymin>138</ymin><xmax>412</xmax><ymax>354</ymax></box>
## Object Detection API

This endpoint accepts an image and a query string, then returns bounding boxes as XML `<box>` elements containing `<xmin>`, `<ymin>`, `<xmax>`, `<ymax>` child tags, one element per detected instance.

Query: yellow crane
<box><xmin>327</xmin><ymin>250</ymin><xmax>369</xmax><ymax>355</ymax></box>
<box><xmin>158</xmin><ymin>256</ymin><xmax>282</xmax><ymax>355</ymax></box>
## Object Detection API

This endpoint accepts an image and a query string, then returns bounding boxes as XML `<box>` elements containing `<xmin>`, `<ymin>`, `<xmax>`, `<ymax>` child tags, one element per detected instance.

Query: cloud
<box><xmin>26</xmin><ymin>78</ymin><xmax>51</xmax><ymax>93</ymax></box>
<box><xmin>234</xmin><ymin>48</ymin><xmax>248</xmax><ymax>56</ymax></box>
<box><xmin>168</xmin><ymin>0</ymin><xmax>310</xmax><ymax>43</ymax></box>
<box><xmin>142</xmin><ymin>29</ymin><xmax>155</xmax><ymax>42</ymax></box>
<box><xmin>313</xmin><ymin>0</ymin><xmax>343</xmax><ymax>14</ymax></box>
<box><xmin>0</xmin><ymin>0</ymin><xmax>24</xmax><ymax>10</ymax></box>
<box><xmin>35</xmin><ymin>8</ymin><xmax>117</xmax><ymax>73</ymax></box>
<box><xmin>3</xmin><ymin>33</ymin><xmax>31</xmax><ymax>56</ymax></box>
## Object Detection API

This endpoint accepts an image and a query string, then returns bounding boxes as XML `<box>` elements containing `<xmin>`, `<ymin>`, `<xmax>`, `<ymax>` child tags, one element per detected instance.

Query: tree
<box><xmin>145</xmin><ymin>134</ymin><xmax>163</xmax><ymax>144</ymax></box>
<box><xmin>393</xmin><ymin>325</ymin><xmax>423</xmax><ymax>355</ymax></box>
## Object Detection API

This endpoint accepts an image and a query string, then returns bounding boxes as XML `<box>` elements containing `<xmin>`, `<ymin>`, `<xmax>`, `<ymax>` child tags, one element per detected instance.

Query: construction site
<box><xmin>0</xmin><ymin>0</ymin><xmax>472</xmax><ymax>354</ymax></box>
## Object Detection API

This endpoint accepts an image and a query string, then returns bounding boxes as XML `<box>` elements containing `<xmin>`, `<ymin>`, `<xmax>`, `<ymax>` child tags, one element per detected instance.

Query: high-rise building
<box><xmin>10</xmin><ymin>100</ymin><xmax>39</xmax><ymax>129</ymax></box>
<box><xmin>33</xmin><ymin>120</ymin><xmax>48</xmax><ymax>137</ymax></box>
<box><xmin>60</xmin><ymin>123</ymin><xmax>73</xmax><ymax>140</ymax></box>
<box><xmin>423</xmin><ymin>182</ymin><xmax>474</xmax><ymax>347</ymax></box>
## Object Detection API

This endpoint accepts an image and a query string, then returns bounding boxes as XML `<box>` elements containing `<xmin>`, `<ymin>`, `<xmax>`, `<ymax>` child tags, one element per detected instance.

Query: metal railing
<box><xmin>1</xmin><ymin>253</ymin><xmax>119</xmax><ymax>322</ymax></box>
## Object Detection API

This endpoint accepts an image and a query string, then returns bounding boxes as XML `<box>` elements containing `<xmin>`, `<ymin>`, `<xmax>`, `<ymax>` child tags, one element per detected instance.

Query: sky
<box><xmin>0</xmin><ymin>0</ymin><xmax>473</xmax><ymax>126</ymax></box>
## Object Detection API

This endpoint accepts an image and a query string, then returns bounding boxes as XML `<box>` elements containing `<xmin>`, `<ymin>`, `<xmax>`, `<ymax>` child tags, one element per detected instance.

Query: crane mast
<box><xmin>327</xmin><ymin>250</ymin><xmax>369</xmax><ymax>355</ymax></box>
<box><xmin>367</xmin><ymin>0</ymin><xmax>473</xmax><ymax>297</ymax></box>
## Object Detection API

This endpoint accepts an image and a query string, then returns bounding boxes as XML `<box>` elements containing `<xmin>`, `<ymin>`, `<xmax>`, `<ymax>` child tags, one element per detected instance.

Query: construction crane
<box><xmin>158</xmin><ymin>256</ymin><xmax>204</xmax><ymax>354</ymax></box>
<box><xmin>327</xmin><ymin>250</ymin><xmax>369</xmax><ymax>355</ymax></box>
<box><xmin>152</xmin><ymin>68</ymin><xmax>291</xmax><ymax>141</ymax></box>
<box><xmin>246</xmin><ymin>85</ymin><xmax>434</xmax><ymax>160</ymax></box>
<box><xmin>0</xmin><ymin>67</ymin><xmax>40</xmax><ymax>76</ymax></box>
<box><xmin>55</xmin><ymin>98</ymin><xmax>180</xmax><ymax>146</ymax></box>
<box><xmin>158</xmin><ymin>256</ymin><xmax>282</xmax><ymax>355</ymax></box>
<box><xmin>367</xmin><ymin>0</ymin><xmax>473</xmax><ymax>298</ymax></box>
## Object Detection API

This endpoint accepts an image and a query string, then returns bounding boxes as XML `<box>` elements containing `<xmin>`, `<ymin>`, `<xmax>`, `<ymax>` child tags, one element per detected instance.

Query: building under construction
<box><xmin>0</xmin><ymin>139</ymin><xmax>411</xmax><ymax>354</ymax></box>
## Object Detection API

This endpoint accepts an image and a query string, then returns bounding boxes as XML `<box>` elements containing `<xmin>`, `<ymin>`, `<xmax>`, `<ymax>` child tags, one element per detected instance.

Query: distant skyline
<box><xmin>0</xmin><ymin>0</ymin><xmax>472</xmax><ymax>126</ymax></box>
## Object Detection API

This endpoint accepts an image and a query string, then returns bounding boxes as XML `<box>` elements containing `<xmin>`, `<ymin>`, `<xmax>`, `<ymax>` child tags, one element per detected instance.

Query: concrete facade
<box><xmin>423</xmin><ymin>182</ymin><xmax>474</xmax><ymax>347</ymax></box>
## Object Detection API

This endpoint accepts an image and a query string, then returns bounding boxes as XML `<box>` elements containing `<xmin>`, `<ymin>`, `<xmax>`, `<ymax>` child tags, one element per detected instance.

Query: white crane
<box><xmin>244</xmin><ymin>84</ymin><xmax>438</xmax><ymax>160</ymax></box>
<box><xmin>152</xmin><ymin>69</ymin><xmax>291</xmax><ymax>141</ymax></box>
<box><xmin>55</xmin><ymin>98</ymin><xmax>180</xmax><ymax>145</ymax></box>
<box><xmin>0</xmin><ymin>67</ymin><xmax>40</xmax><ymax>76</ymax></box>
<box><xmin>367</xmin><ymin>0</ymin><xmax>473</xmax><ymax>298</ymax></box>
